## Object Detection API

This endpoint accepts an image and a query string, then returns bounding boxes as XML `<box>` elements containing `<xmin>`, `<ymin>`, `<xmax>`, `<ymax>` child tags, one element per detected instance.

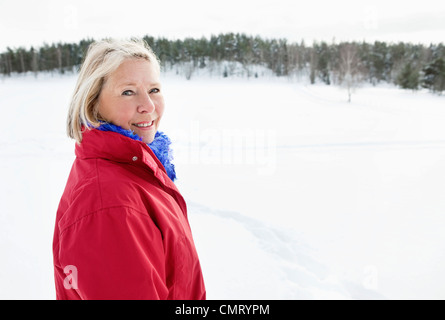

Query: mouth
<box><xmin>132</xmin><ymin>120</ymin><xmax>155</xmax><ymax>129</ymax></box>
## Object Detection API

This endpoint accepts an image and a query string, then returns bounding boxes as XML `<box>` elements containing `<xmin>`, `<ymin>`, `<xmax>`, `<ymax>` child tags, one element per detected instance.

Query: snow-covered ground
<box><xmin>1</xmin><ymin>71</ymin><xmax>444</xmax><ymax>299</ymax></box>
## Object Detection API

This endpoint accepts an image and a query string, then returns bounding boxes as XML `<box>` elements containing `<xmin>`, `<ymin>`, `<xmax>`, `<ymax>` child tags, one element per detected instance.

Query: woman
<box><xmin>52</xmin><ymin>39</ymin><xmax>206</xmax><ymax>300</ymax></box>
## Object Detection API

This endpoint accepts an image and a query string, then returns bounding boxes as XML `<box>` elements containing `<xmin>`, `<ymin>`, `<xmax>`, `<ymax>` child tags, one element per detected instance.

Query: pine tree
<box><xmin>397</xmin><ymin>63</ymin><xmax>419</xmax><ymax>90</ymax></box>
<box><xmin>422</xmin><ymin>57</ymin><xmax>445</xmax><ymax>94</ymax></box>
<box><xmin>369</xmin><ymin>41</ymin><xmax>389</xmax><ymax>84</ymax></box>
<box><xmin>316</xmin><ymin>42</ymin><xmax>331</xmax><ymax>85</ymax></box>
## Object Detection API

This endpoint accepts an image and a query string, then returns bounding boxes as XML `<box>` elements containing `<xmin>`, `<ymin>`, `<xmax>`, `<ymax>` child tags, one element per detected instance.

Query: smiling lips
<box><xmin>133</xmin><ymin>120</ymin><xmax>154</xmax><ymax>129</ymax></box>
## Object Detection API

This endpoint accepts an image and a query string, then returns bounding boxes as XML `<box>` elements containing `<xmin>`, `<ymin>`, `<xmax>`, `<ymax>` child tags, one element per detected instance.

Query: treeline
<box><xmin>1</xmin><ymin>33</ymin><xmax>444</xmax><ymax>93</ymax></box>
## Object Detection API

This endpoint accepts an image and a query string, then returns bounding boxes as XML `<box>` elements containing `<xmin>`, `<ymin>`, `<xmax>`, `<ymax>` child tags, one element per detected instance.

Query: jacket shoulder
<box><xmin>57</xmin><ymin>157</ymin><xmax>156</xmax><ymax>235</ymax></box>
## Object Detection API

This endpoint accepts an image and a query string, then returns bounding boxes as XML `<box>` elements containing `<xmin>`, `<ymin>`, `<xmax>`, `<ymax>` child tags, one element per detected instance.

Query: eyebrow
<box><xmin>118</xmin><ymin>81</ymin><xmax>161</xmax><ymax>88</ymax></box>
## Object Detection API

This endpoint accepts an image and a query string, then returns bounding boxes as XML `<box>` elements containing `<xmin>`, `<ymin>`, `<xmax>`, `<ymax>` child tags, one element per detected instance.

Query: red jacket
<box><xmin>52</xmin><ymin>129</ymin><xmax>206</xmax><ymax>300</ymax></box>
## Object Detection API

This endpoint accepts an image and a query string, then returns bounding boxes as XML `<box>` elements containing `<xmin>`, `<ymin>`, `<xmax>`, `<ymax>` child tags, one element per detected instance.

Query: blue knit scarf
<box><xmin>96</xmin><ymin>123</ymin><xmax>176</xmax><ymax>182</ymax></box>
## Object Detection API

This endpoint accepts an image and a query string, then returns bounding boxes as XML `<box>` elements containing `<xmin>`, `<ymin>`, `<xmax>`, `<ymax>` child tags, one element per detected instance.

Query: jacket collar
<box><xmin>76</xmin><ymin>128</ymin><xmax>188</xmax><ymax>217</ymax></box>
<box><xmin>76</xmin><ymin>128</ymin><xmax>168</xmax><ymax>185</ymax></box>
<box><xmin>95</xmin><ymin>123</ymin><xmax>177</xmax><ymax>182</ymax></box>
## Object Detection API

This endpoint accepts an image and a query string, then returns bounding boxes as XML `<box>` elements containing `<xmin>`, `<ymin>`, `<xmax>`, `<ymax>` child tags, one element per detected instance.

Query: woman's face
<box><xmin>98</xmin><ymin>59</ymin><xmax>164</xmax><ymax>144</ymax></box>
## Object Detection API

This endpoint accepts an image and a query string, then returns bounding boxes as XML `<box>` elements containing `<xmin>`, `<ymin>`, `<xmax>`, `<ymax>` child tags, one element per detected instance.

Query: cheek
<box><xmin>116</xmin><ymin>108</ymin><xmax>135</xmax><ymax>128</ymax></box>
<box><xmin>156</xmin><ymin>96</ymin><xmax>165</xmax><ymax>117</ymax></box>
<box><xmin>98</xmin><ymin>98</ymin><xmax>133</xmax><ymax>129</ymax></box>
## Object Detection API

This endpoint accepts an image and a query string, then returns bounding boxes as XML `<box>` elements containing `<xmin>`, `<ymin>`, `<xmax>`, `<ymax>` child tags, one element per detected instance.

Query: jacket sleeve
<box><xmin>57</xmin><ymin>206</ymin><xmax>168</xmax><ymax>300</ymax></box>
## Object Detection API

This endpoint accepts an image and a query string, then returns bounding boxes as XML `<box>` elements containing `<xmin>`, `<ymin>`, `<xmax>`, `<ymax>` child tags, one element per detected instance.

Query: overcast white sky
<box><xmin>1</xmin><ymin>0</ymin><xmax>444</xmax><ymax>51</ymax></box>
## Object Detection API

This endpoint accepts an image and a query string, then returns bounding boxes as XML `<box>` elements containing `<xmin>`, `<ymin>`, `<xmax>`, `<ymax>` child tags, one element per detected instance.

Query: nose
<box><xmin>137</xmin><ymin>93</ymin><xmax>155</xmax><ymax>114</ymax></box>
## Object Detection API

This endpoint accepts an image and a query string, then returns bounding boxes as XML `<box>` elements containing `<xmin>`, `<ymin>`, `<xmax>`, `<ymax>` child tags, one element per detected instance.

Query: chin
<box><xmin>141</xmin><ymin>134</ymin><xmax>155</xmax><ymax>144</ymax></box>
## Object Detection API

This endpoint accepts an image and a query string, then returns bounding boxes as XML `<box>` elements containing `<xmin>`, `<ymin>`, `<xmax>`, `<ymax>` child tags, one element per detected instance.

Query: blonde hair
<box><xmin>67</xmin><ymin>38</ymin><xmax>160</xmax><ymax>143</ymax></box>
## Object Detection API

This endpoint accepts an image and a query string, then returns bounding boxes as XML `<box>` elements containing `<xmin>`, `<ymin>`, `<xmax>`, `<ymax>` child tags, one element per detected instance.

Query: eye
<box><xmin>149</xmin><ymin>88</ymin><xmax>160</xmax><ymax>94</ymax></box>
<box><xmin>122</xmin><ymin>90</ymin><xmax>134</xmax><ymax>96</ymax></box>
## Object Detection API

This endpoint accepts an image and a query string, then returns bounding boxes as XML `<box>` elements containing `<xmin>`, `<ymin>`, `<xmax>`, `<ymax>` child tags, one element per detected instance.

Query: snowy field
<box><xmin>1</xmin><ymin>70</ymin><xmax>445</xmax><ymax>299</ymax></box>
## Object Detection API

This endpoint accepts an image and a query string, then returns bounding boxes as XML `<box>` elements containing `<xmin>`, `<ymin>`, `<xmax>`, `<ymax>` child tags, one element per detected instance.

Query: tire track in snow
<box><xmin>187</xmin><ymin>201</ymin><xmax>383</xmax><ymax>299</ymax></box>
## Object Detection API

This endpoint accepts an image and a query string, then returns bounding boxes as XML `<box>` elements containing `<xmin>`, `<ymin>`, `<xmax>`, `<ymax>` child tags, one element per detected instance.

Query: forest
<box><xmin>1</xmin><ymin>33</ymin><xmax>444</xmax><ymax>94</ymax></box>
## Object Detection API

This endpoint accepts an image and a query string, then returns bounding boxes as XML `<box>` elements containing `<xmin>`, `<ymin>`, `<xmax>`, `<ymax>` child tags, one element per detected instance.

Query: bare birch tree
<box><xmin>338</xmin><ymin>43</ymin><xmax>361</xmax><ymax>102</ymax></box>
